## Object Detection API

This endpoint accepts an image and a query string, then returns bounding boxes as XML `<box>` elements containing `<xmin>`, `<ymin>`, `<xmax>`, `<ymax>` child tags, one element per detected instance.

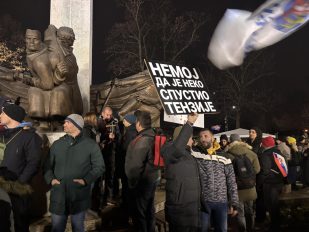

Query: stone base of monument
<box><xmin>29</xmin><ymin>210</ymin><xmax>101</xmax><ymax>232</ymax></box>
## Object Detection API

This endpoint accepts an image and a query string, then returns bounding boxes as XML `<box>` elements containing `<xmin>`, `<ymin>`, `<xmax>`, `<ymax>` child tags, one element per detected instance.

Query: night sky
<box><xmin>1</xmin><ymin>0</ymin><xmax>308</xmax><ymax>131</ymax></box>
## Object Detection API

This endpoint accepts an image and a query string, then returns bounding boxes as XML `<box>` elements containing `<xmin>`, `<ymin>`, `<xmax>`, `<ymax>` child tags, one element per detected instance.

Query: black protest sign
<box><xmin>145</xmin><ymin>60</ymin><xmax>217</xmax><ymax>115</ymax></box>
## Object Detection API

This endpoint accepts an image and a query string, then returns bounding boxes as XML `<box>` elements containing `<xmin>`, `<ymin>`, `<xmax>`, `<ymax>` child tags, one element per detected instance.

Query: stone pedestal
<box><xmin>50</xmin><ymin>0</ymin><xmax>93</xmax><ymax>112</ymax></box>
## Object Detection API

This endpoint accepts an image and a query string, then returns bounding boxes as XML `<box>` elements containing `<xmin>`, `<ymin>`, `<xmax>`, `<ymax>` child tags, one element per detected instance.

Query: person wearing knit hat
<box><xmin>256</xmin><ymin>136</ymin><xmax>285</xmax><ymax>230</ymax></box>
<box><xmin>261</xmin><ymin>136</ymin><xmax>275</xmax><ymax>148</ymax></box>
<box><xmin>0</xmin><ymin>103</ymin><xmax>42</xmax><ymax>231</ymax></box>
<box><xmin>65</xmin><ymin>114</ymin><xmax>84</xmax><ymax>132</ymax></box>
<box><xmin>123</xmin><ymin>114</ymin><xmax>136</xmax><ymax>125</ymax></box>
<box><xmin>45</xmin><ymin>113</ymin><xmax>104</xmax><ymax>232</ymax></box>
<box><xmin>1</xmin><ymin>104</ymin><xmax>26</xmax><ymax>124</ymax></box>
<box><xmin>286</xmin><ymin>136</ymin><xmax>296</xmax><ymax>145</ymax></box>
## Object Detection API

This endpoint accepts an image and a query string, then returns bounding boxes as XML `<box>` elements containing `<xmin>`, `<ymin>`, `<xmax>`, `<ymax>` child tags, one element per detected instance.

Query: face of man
<box><xmin>25</xmin><ymin>31</ymin><xmax>41</xmax><ymax>52</ymax></box>
<box><xmin>63</xmin><ymin>120</ymin><xmax>78</xmax><ymax>135</ymax></box>
<box><xmin>0</xmin><ymin>111</ymin><xmax>11</xmax><ymax>125</ymax></box>
<box><xmin>101</xmin><ymin>108</ymin><xmax>113</xmax><ymax>122</ymax></box>
<box><xmin>199</xmin><ymin>130</ymin><xmax>213</xmax><ymax>149</ymax></box>
<box><xmin>249</xmin><ymin>129</ymin><xmax>257</xmax><ymax>141</ymax></box>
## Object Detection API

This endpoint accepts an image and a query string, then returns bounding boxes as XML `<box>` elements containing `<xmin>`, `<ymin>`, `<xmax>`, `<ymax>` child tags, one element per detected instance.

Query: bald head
<box><xmin>101</xmin><ymin>106</ymin><xmax>113</xmax><ymax>121</ymax></box>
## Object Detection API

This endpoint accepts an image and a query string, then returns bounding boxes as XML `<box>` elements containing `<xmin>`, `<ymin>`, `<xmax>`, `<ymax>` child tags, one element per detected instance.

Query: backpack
<box><xmin>232</xmin><ymin>154</ymin><xmax>256</xmax><ymax>190</ymax></box>
<box><xmin>131</xmin><ymin>133</ymin><xmax>167</xmax><ymax>168</ymax></box>
<box><xmin>154</xmin><ymin>135</ymin><xmax>166</xmax><ymax>168</ymax></box>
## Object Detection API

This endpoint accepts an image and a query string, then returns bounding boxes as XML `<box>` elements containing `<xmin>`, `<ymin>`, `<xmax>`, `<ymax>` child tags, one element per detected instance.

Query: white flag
<box><xmin>208</xmin><ymin>0</ymin><xmax>309</xmax><ymax>70</ymax></box>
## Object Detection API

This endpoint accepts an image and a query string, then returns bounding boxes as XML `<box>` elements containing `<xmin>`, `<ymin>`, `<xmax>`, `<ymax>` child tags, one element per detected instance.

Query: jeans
<box><xmin>51</xmin><ymin>211</ymin><xmax>86</xmax><ymax>232</ymax></box>
<box><xmin>201</xmin><ymin>202</ymin><xmax>228</xmax><ymax>232</ymax></box>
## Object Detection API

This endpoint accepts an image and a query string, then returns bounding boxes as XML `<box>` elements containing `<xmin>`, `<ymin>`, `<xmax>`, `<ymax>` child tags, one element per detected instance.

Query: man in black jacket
<box><xmin>161</xmin><ymin>113</ymin><xmax>201</xmax><ymax>231</ymax></box>
<box><xmin>0</xmin><ymin>103</ymin><xmax>42</xmax><ymax>232</ymax></box>
<box><xmin>125</xmin><ymin>111</ymin><xmax>159</xmax><ymax>231</ymax></box>
<box><xmin>256</xmin><ymin>136</ymin><xmax>285</xmax><ymax>231</ymax></box>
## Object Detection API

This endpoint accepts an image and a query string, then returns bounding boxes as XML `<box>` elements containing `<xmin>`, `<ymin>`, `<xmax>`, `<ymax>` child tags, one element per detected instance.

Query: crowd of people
<box><xmin>0</xmin><ymin>100</ymin><xmax>308</xmax><ymax>232</ymax></box>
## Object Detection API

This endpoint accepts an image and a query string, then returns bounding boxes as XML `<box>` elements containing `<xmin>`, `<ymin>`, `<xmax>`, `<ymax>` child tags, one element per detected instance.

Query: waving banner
<box><xmin>208</xmin><ymin>0</ymin><xmax>309</xmax><ymax>70</ymax></box>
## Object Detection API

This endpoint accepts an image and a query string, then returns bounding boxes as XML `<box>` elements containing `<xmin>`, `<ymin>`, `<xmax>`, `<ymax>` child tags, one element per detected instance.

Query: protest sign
<box><xmin>145</xmin><ymin>60</ymin><xmax>217</xmax><ymax>115</ymax></box>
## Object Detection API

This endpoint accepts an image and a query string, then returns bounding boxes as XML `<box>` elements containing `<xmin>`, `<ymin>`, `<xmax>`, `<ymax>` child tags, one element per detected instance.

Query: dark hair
<box><xmin>135</xmin><ymin>110</ymin><xmax>151</xmax><ymax>129</ymax></box>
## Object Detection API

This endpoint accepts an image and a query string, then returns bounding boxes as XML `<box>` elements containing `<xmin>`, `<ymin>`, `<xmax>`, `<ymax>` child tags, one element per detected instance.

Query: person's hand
<box><xmin>109</xmin><ymin>133</ymin><xmax>115</xmax><ymax>140</ymax></box>
<box><xmin>51</xmin><ymin>179</ymin><xmax>61</xmax><ymax>186</ymax></box>
<box><xmin>228</xmin><ymin>206</ymin><xmax>238</xmax><ymax>217</ymax></box>
<box><xmin>73</xmin><ymin>179</ymin><xmax>86</xmax><ymax>186</ymax></box>
<box><xmin>187</xmin><ymin>112</ymin><xmax>198</xmax><ymax>125</ymax></box>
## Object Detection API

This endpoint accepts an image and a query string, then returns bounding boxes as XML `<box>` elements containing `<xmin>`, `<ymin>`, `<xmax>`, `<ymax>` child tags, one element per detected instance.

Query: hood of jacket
<box><xmin>225</xmin><ymin>141</ymin><xmax>253</xmax><ymax>155</ymax></box>
<box><xmin>137</xmin><ymin>128</ymin><xmax>155</xmax><ymax>137</ymax></box>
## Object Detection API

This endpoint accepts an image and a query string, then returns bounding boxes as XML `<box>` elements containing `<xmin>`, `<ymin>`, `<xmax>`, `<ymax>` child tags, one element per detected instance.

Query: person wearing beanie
<box><xmin>225</xmin><ymin>133</ymin><xmax>260</xmax><ymax>232</ymax></box>
<box><xmin>220</xmin><ymin>134</ymin><xmax>229</xmax><ymax>150</ymax></box>
<box><xmin>0</xmin><ymin>103</ymin><xmax>42</xmax><ymax>231</ymax></box>
<box><xmin>285</xmin><ymin>136</ymin><xmax>302</xmax><ymax>191</ymax></box>
<box><xmin>246</xmin><ymin>127</ymin><xmax>263</xmax><ymax>156</ymax></box>
<box><xmin>256</xmin><ymin>136</ymin><xmax>285</xmax><ymax>231</ymax></box>
<box><xmin>123</xmin><ymin>114</ymin><xmax>136</xmax><ymax>125</ymax></box>
<box><xmin>115</xmin><ymin>113</ymin><xmax>138</xmax><ymax>219</ymax></box>
<box><xmin>44</xmin><ymin>113</ymin><xmax>105</xmax><ymax>232</ymax></box>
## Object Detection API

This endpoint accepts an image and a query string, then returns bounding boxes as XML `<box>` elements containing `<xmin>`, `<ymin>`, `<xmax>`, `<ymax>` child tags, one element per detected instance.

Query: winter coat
<box><xmin>161</xmin><ymin>123</ymin><xmax>202</xmax><ymax>228</ymax></box>
<box><xmin>257</xmin><ymin>147</ymin><xmax>285</xmax><ymax>189</ymax></box>
<box><xmin>125</xmin><ymin>128</ymin><xmax>159</xmax><ymax>189</ymax></box>
<box><xmin>191</xmin><ymin>147</ymin><xmax>239</xmax><ymax>209</ymax></box>
<box><xmin>0</xmin><ymin>126</ymin><xmax>42</xmax><ymax>184</ymax></box>
<box><xmin>0</xmin><ymin>187</ymin><xmax>14</xmax><ymax>232</ymax></box>
<box><xmin>44</xmin><ymin>133</ymin><xmax>105</xmax><ymax>215</ymax></box>
<box><xmin>225</xmin><ymin>141</ymin><xmax>261</xmax><ymax>202</ymax></box>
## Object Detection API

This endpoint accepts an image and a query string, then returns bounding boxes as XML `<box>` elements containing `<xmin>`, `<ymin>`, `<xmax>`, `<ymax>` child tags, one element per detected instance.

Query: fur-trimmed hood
<box><xmin>225</xmin><ymin>141</ymin><xmax>253</xmax><ymax>154</ymax></box>
<box><xmin>0</xmin><ymin>177</ymin><xmax>33</xmax><ymax>196</ymax></box>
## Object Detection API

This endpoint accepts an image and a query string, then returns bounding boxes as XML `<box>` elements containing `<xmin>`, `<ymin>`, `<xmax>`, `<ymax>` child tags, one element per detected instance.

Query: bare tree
<box><xmin>205</xmin><ymin>51</ymin><xmax>275</xmax><ymax>128</ymax></box>
<box><xmin>104</xmin><ymin>0</ymin><xmax>207</xmax><ymax>77</ymax></box>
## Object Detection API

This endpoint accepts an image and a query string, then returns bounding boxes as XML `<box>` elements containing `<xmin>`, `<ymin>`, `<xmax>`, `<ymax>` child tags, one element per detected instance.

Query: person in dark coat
<box><xmin>125</xmin><ymin>111</ymin><xmax>160</xmax><ymax>232</ymax></box>
<box><xmin>97</xmin><ymin>106</ymin><xmax>121</xmax><ymax>205</ymax></box>
<box><xmin>0</xmin><ymin>103</ymin><xmax>42</xmax><ymax>232</ymax></box>
<box><xmin>246</xmin><ymin>127</ymin><xmax>263</xmax><ymax>156</ymax></box>
<box><xmin>256</xmin><ymin>136</ymin><xmax>285</xmax><ymax>231</ymax></box>
<box><xmin>119</xmin><ymin>114</ymin><xmax>137</xmax><ymax>208</ymax></box>
<box><xmin>160</xmin><ymin>113</ymin><xmax>202</xmax><ymax>231</ymax></box>
<box><xmin>44</xmin><ymin>114</ymin><xmax>105</xmax><ymax>232</ymax></box>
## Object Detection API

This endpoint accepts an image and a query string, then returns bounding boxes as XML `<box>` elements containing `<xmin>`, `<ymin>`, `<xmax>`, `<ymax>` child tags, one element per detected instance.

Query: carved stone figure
<box><xmin>45</xmin><ymin>25</ymin><xmax>83</xmax><ymax>114</ymax></box>
<box><xmin>25</xmin><ymin>29</ymin><xmax>72</xmax><ymax>119</ymax></box>
<box><xmin>91</xmin><ymin>71</ymin><xmax>162</xmax><ymax>127</ymax></box>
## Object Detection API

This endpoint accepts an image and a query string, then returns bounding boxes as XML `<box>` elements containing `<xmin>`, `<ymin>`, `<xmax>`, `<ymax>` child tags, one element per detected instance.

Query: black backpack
<box><xmin>232</xmin><ymin>154</ymin><xmax>256</xmax><ymax>190</ymax></box>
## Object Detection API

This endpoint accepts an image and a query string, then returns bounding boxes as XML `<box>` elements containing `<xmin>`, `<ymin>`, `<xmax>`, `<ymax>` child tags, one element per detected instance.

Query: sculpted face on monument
<box><xmin>25</xmin><ymin>29</ymin><xmax>42</xmax><ymax>53</ymax></box>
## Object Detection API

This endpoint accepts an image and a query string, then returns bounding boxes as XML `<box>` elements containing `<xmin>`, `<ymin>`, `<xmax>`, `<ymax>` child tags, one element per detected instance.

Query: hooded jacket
<box><xmin>0</xmin><ymin>126</ymin><xmax>42</xmax><ymax>184</ymax></box>
<box><xmin>225</xmin><ymin>141</ymin><xmax>261</xmax><ymax>201</ymax></box>
<box><xmin>161</xmin><ymin>123</ymin><xmax>202</xmax><ymax>228</ymax></box>
<box><xmin>44</xmin><ymin>133</ymin><xmax>105</xmax><ymax>215</ymax></box>
<box><xmin>257</xmin><ymin>147</ymin><xmax>285</xmax><ymax>188</ymax></box>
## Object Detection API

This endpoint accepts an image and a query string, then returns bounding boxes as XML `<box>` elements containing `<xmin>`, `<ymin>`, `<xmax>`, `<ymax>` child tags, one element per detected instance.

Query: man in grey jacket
<box><xmin>193</xmin><ymin>129</ymin><xmax>239</xmax><ymax>231</ymax></box>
